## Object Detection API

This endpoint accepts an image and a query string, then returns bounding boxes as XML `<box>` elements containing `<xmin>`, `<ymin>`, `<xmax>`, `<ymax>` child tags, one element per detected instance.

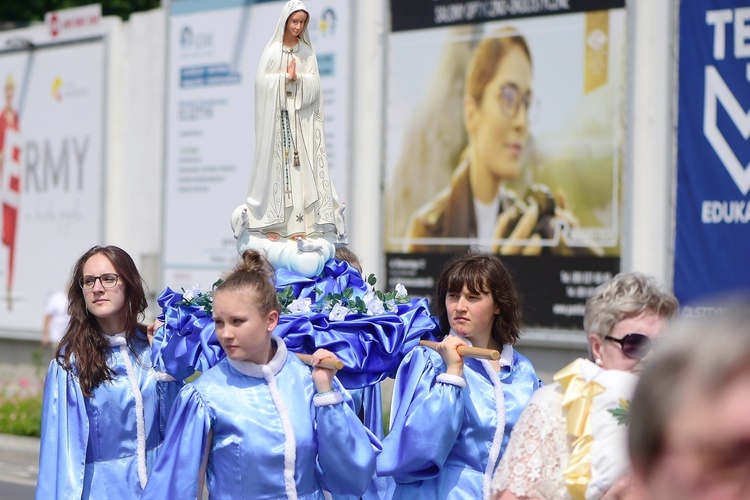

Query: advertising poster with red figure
<box><xmin>0</xmin><ymin>75</ymin><xmax>21</xmax><ymax>306</ymax></box>
<box><xmin>0</xmin><ymin>41</ymin><xmax>104</xmax><ymax>327</ymax></box>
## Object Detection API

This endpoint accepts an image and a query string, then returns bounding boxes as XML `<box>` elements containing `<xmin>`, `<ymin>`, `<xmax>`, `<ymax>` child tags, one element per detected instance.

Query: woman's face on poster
<box><xmin>465</xmin><ymin>45</ymin><xmax>532</xmax><ymax>181</ymax></box>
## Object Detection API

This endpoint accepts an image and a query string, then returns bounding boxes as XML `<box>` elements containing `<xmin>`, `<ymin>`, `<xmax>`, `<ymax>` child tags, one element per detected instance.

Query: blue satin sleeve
<box><xmin>36</xmin><ymin>361</ymin><xmax>88</xmax><ymax>500</ymax></box>
<box><xmin>142</xmin><ymin>385</ymin><xmax>213</xmax><ymax>499</ymax></box>
<box><xmin>376</xmin><ymin>347</ymin><xmax>463</xmax><ymax>482</ymax></box>
<box><xmin>157</xmin><ymin>378</ymin><xmax>184</xmax><ymax>441</ymax></box>
<box><xmin>315</xmin><ymin>382</ymin><xmax>382</xmax><ymax>495</ymax></box>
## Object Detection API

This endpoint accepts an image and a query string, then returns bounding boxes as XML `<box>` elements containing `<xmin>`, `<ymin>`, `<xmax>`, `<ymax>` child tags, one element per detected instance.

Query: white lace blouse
<box><xmin>490</xmin><ymin>383</ymin><xmax>572</xmax><ymax>500</ymax></box>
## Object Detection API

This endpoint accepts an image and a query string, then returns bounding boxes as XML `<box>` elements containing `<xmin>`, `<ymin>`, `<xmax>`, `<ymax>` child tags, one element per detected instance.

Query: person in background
<box><xmin>41</xmin><ymin>289</ymin><xmax>69</xmax><ymax>349</ymax></box>
<box><xmin>491</xmin><ymin>272</ymin><xmax>678</xmax><ymax>500</ymax></box>
<box><xmin>142</xmin><ymin>250</ymin><xmax>380</xmax><ymax>498</ymax></box>
<box><xmin>335</xmin><ymin>245</ymin><xmax>362</xmax><ymax>274</ymax></box>
<box><xmin>628</xmin><ymin>305</ymin><xmax>750</xmax><ymax>500</ymax></box>
<box><xmin>36</xmin><ymin>245</ymin><xmax>182</xmax><ymax>499</ymax></box>
<box><xmin>377</xmin><ymin>252</ymin><xmax>541</xmax><ymax>499</ymax></box>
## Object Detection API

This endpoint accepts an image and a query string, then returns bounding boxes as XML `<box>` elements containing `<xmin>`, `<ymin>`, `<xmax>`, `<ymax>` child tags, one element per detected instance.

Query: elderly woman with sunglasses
<box><xmin>490</xmin><ymin>272</ymin><xmax>678</xmax><ymax>500</ymax></box>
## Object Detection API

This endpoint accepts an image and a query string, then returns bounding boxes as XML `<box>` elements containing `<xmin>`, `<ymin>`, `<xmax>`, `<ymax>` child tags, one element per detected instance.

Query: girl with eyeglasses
<box><xmin>36</xmin><ymin>245</ymin><xmax>182</xmax><ymax>499</ymax></box>
<box><xmin>491</xmin><ymin>272</ymin><xmax>678</xmax><ymax>500</ymax></box>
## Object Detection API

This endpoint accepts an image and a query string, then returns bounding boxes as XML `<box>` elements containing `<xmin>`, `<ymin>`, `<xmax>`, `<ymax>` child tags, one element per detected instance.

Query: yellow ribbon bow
<box><xmin>554</xmin><ymin>359</ymin><xmax>605</xmax><ymax>500</ymax></box>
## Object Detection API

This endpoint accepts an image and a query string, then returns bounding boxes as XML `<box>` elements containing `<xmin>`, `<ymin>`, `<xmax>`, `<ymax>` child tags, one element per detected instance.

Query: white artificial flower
<box><xmin>395</xmin><ymin>283</ymin><xmax>408</xmax><ymax>298</ymax></box>
<box><xmin>366</xmin><ymin>297</ymin><xmax>385</xmax><ymax>316</ymax></box>
<box><xmin>362</xmin><ymin>285</ymin><xmax>385</xmax><ymax>316</ymax></box>
<box><xmin>363</xmin><ymin>288</ymin><xmax>376</xmax><ymax>307</ymax></box>
<box><xmin>183</xmin><ymin>284</ymin><xmax>202</xmax><ymax>301</ymax></box>
<box><xmin>288</xmin><ymin>297</ymin><xmax>312</xmax><ymax>314</ymax></box>
<box><xmin>329</xmin><ymin>303</ymin><xmax>350</xmax><ymax>321</ymax></box>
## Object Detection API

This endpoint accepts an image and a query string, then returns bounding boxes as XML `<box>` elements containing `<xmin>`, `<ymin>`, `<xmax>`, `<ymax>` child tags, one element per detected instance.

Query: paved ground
<box><xmin>0</xmin><ymin>350</ymin><xmax>45</xmax><ymax>500</ymax></box>
<box><xmin>0</xmin><ymin>434</ymin><xmax>39</xmax><ymax>499</ymax></box>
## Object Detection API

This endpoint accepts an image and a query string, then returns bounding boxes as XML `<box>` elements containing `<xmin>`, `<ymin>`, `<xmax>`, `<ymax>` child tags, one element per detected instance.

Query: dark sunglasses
<box><xmin>604</xmin><ymin>333</ymin><xmax>654</xmax><ymax>360</ymax></box>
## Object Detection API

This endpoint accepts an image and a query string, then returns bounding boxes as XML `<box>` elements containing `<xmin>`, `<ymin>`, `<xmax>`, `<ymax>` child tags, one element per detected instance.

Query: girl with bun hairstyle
<box><xmin>143</xmin><ymin>250</ymin><xmax>380</xmax><ymax>499</ymax></box>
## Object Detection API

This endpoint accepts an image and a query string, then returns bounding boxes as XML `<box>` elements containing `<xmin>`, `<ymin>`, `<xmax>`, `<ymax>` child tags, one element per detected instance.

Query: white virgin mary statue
<box><xmin>234</xmin><ymin>0</ymin><xmax>347</xmax><ymax>277</ymax></box>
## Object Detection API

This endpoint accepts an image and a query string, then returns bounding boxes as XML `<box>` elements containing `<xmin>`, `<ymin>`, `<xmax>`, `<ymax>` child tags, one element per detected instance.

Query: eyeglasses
<box><xmin>604</xmin><ymin>333</ymin><xmax>654</xmax><ymax>360</ymax></box>
<box><xmin>499</xmin><ymin>83</ymin><xmax>534</xmax><ymax>120</ymax></box>
<box><xmin>79</xmin><ymin>273</ymin><xmax>120</xmax><ymax>290</ymax></box>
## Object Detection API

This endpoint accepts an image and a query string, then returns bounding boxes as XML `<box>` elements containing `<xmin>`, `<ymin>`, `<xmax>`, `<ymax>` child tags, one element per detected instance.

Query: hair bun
<box><xmin>238</xmin><ymin>249</ymin><xmax>275</xmax><ymax>280</ymax></box>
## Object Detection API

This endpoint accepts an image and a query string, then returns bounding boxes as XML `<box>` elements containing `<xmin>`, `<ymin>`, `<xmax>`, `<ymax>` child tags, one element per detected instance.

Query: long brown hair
<box><xmin>434</xmin><ymin>251</ymin><xmax>523</xmax><ymax>345</ymax></box>
<box><xmin>55</xmin><ymin>245</ymin><xmax>149</xmax><ymax>397</ymax></box>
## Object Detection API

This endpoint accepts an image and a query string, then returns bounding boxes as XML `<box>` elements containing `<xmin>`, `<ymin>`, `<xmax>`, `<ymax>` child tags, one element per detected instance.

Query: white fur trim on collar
<box><xmin>227</xmin><ymin>336</ymin><xmax>288</xmax><ymax>378</ymax></box>
<box><xmin>499</xmin><ymin>344</ymin><xmax>514</xmax><ymax>367</ymax></box>
<box><xmin>105</xmin><ymin>332</ymin><xmax>127</xmax><ymax>347</ymax></box>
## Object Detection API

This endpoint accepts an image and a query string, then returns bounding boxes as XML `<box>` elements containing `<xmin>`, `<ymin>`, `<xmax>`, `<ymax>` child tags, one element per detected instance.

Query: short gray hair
<box><xmin>583</xmin><ymin>272</ymin><xmax>678</xmax><ymax>338</ymax></box>
<box><xmin>628</xmin><ymin>304</ymin><xmax>750</xmax><ymax>474</ymax></box>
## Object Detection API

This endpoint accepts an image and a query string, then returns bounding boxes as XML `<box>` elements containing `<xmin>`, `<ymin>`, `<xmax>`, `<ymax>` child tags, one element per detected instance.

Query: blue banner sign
<box><xmin>675</xmin><ymin>1</ymin><xmax>750</xmax><ymax>306</ymax></box>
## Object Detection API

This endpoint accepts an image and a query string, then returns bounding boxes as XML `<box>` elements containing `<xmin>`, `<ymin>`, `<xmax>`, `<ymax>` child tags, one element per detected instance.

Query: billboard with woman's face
<box><xmin>385</xmin><ymin>1</ymin><xmax>626</xmax><ymax>329</ymax></box>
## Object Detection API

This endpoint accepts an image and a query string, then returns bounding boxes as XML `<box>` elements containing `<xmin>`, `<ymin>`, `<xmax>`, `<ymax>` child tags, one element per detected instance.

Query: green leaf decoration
<box><xmin>277</xmin><ymin>285</ymin><xmax>296</xmax><ymax>313</ymax></box>
<box><xmin>608</xmin><ymin>398</ymin><xmax>631</xmax><ymax>426</ymax></box>
<box><xmin>172</xmin><ymin>274</ymin><xmax>411</xmax><ymax>320</ymax></box>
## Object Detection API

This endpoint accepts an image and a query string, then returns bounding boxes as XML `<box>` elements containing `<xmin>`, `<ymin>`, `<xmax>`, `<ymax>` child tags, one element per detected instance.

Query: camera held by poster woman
<box><xmin>504</xmin><ymin>184</ymin><xmax>557</xmax><ymax>240</ymax></box>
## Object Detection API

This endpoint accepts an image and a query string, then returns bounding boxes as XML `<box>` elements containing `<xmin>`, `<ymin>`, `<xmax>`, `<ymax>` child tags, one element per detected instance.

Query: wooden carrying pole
<box><xmin>419</xmin><ymin>340</ymin><xmax>500</xmax><ymax>361</ymax></box>
<box><xmin>296</xmin><ymin>353</ymin><xmax>345</xmax><ymax>370</ymax></box>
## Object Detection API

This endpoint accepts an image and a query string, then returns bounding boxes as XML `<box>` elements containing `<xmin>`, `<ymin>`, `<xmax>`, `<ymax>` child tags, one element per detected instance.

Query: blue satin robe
<box><xmin>36</xmin><ymin>335</ymin><xmax>182</xmax><ymax>499</ymax></box>
<box><xmin>142</xmin><ymin>340</ymin><xmax>381</xmax><ymax>499</ymax></box>
<box><xmin>377</xmin><ymin>345</ymin><xmax>540</xmax><ymax>499</ymax></box>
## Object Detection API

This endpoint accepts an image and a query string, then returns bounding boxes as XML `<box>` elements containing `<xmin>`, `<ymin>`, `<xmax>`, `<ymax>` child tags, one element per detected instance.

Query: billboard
<box><xmin>385</xmin><ymin>0</ymin><xmax>625</xmax><ymax>328</ymax></box>
<box><xmin>0</xmin><ymin>39</ymin><xmax>105</xmax><ymax>329</ymax></box>
<box><xmin>674</xmin><ymin>1</ymin><xmax>750</xmax><ymax>309</ymax></box>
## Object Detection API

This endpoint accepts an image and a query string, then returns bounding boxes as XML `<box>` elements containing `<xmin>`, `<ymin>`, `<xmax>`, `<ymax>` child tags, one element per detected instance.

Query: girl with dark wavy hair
<box><xmin>36</xmin><ymin>245</ymin><xmax>181</xmax><ymax>499</ymax></box>
<box><xmin>378</xmin><ymin>251</ymin><xmax>541</xmax><ymax>499</ymax></box>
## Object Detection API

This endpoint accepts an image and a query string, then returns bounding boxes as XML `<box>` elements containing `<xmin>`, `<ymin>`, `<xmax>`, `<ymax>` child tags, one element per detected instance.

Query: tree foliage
<box><xmin>0</xmin><ymin>0</ymin><xmax>161</xmax><ymax>25</ymax></box>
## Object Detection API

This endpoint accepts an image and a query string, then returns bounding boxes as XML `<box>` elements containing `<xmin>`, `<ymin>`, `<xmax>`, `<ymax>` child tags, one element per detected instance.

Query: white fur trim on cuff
<box><xmin>154</xmin><ymin>371</ymin><xmax>176</xmax><ymax>382</ymax></box>
<box><xmin>437</xmin><ymin>373</ymin><xmax>466</xmax><ymax>389</ymax></box>
<box><xmin>313</xmin><ymin>390</ymin><xmax>344</xmax><ymax>407</ymax></box>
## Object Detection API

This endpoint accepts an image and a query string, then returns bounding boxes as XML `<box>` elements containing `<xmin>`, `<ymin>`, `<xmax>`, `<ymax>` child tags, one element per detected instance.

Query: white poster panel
<box><xmin>0</xmin><ymin>40</ymin><xmax>104</xmax><ymax>330</ymax></box>
<box><xmin>163</xmin><ymin>0</ymin><xmax>351</xmax><ymax>290</ymax></box>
